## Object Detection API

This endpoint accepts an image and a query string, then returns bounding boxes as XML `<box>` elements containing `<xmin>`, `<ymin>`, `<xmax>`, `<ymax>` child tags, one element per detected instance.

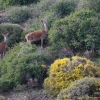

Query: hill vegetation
<box><xmin>0</xmin><ymin>0</ymin><xmax>100</xmax><ymax>99</ymax></box>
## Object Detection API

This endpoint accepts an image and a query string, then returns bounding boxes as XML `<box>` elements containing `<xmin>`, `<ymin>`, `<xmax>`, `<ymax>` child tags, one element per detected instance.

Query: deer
<box><xmin>0</xmin><ymin>33</ymin><xmax>9</xmax><ymax>59</ymax></box>
<box><xmin>25</xmin><ymin>20</ymin><xmax>48</xmax><ymax>48</ymax></box>
<box><xmin>83</xmin><ymin>49</ymin><xmax>94</xmax><ymax>58</ymax></box>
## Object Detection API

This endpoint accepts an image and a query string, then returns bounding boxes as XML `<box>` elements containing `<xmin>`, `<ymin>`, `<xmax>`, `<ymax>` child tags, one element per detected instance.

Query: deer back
<box><xmin>25</xmin><ymin>30</ymin><xmax>46</xmax><ymax>40</ymax></box>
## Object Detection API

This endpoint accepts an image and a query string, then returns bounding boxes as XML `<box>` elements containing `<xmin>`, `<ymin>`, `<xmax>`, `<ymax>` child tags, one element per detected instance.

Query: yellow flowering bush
<box><xmin>57</xmin><ymin>77</ymin><xmax>100</xmax><ymax>100</ymax></box>
<box><xmin>44</xmin><ymin>56</ymin><xmax>100</xmax><ymax>96</ymax></box>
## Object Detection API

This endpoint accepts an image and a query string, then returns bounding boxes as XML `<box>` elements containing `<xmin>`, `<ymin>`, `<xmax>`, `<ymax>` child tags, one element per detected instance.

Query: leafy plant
<box><xmin>0</xmin><ymin>0</ymin><xmax>40</xmax><ymax>8</ymax></box>
<box><xmin>48</xmin><ymin>9</ymin><xmax>100</xmax><ymax>55</ymax></box>
<box><xmin>44</xmin><ymin>56</ymin><xmax>100</xmax><ymax>96</ymax></box>
<box><xmin>57</xmin><ymin>77</ymin><xmax>100</xmax><ymax>100</ymax></box>
<box><xmin>0</xmin><ymin>43</ymin><xmax>52</xmax><ymax>92</ymax></box>
<box><xmin>54</xmin><ymin>0</ymin><xmax>78</xmax><ymax>17</ymax></box>
<box><xmin>0</xmin><ymin>23</ymin><xmax>23</xmax><ymax>47</ymax></box>
<box><xmin>79</xmin><ymin>0</ymin><xmax>100</xmax><ymax>13</ymax></box>
<box><xmin>5</xmin><ymin>6</ymin><xmax>31</xmax><ymax>23</ymax></box>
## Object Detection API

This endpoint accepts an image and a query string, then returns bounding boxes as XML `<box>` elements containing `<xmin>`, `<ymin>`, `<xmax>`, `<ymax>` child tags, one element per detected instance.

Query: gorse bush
<box><xmin>0</xmin><ymin>43</ymin><xmax>52</xmax><ymax>92</ymax></box>
<box><xmin>48</xmin><ymin>9</ymin><xmax>100</xmax><ymax>55</ymax></box>
<box><xmin>0</xmin><ymin>23</ymin><xmax>23</xmax><ymax>47</ymax></box>
<box><xmin>5</xmin><ymin>6</ymin><xmax>31</xmax><ymax>23</ymax></box>
<box><xmin>44</xmin><ymin>56</ymin><xmax>100</xmax><ymax>96</ymax></box>
<box><xmin>57</xmin><ymin>77</ymin><xmax>100</xmax><ymax>100</ymax></box>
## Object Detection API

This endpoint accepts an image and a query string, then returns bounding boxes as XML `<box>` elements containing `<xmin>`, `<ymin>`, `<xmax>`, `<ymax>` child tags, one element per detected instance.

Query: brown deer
<box><xmin>84</xmin><ymin>49</ymin><xmax>94</xmax><ymax>58</ymax></box>
<box><xmin>0</xmin><ymin>33</ymin><xmax>9</xmax><ymax>59</ymax></box>
<box><xmin>25</xmin><ymin>20</ymin><xmax>48</xmax><ymax>48</ymax></box>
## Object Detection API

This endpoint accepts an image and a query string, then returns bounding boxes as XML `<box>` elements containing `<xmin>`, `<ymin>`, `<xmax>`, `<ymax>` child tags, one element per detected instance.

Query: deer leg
<box><xmin>3</xmin><ymin>49</ymin><xmax>6</xmax><ymax>55</ymax></box>
<box><xmin>27</xmin><ymin>40</ymin><xmax>31</xmax><ymax>44</ymax></box>
<box><xmin>41</xmin><ymin>38</ymin><xmax>43</xmax><ymax>49</ymax></box>
<box><xmin>1</xmin><ymin>53</ymin><xmax>3</xmax><ymax>59</ymax></box>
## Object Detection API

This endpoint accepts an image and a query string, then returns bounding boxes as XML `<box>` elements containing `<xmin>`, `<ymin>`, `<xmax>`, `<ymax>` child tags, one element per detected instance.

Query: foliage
<box><xmin>57</xmin><ymin>77</ymin><xmax>100</xmax><ymax>100</ymax></box>
<box><xmin>79</xmin><ymin>0</ymin><xmax>100</xmax><ymax>13</ymax></box>
<box><xmin>44</xmin><ymin>56</ymin><xmax>100</xmax><ymax>96</ymax></box>
<box><xmin>13</xmin><ymin>84</ymin><xmax>26</xmax><ymax>91</ymax></box>
<box><xmin>5</xmin><ymin>6</ymin><xmax>31</xmax><ymax>23</ymax></box>
<box><xmin>0</xmin><ymin>43</ymin><xmax>52</xmax><ymax>92</ymax></box>
<box><xmin>48</xmin><ymin>9</ymin><xmax>100</xmax><ymax>55</ymax></box>
<box><xmin>0</xmin><ymin>0</ymin><xmax>40</xmax><ymax>8</ymax></box>
<box><xmin>53</xmin><ymin>0</ymin><xmax>78</xmax><ymax>18</ymax></box>
<box><xmin>0</xmin><ymin>23</ymin><xmax>23</xmax><ymax>47</ymax></box>
<box><xmin>0</xmin><ymin>79</ymin><xmax>13</xmax><ymax>92</ymax></box>
<box><xmin>26</xmin><ymin>0</ymin><xmax>61</xmax><ymax>30</ymax></box>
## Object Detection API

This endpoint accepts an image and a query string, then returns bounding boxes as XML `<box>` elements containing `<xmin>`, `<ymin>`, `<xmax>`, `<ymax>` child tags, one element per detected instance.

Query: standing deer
<box><xmin>0</xmin><ymin>33</ymin><xmax>9</xmax><ymax>59</ymax></box>
<box><xmin>25</xmin><ymin>20</ymin><xmax>48</xmax><ymax>48</ymax></box>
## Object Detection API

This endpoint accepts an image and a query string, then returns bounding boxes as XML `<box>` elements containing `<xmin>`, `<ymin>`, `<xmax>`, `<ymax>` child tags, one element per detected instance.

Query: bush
<box><xmin>57</xmin><ymin>77</ymin><xmax>100</xmax><ymax>100</ymax></box>
<box><xmin>78</xmin><ymin>0</ymin><xmax>100</xmax><ymax>13</ymax></box>
<box><xmin>5</xmin><ymin>6</ymin><xmax>31</xmax><ymax>23</ymax></box>
<box><xmin>0</xmin><ymin>0</ymin><xmax>40</xmax><ymax>8</ymax></box>
<box><xmin>53</xmin><ymin>0</ymin><xmax>78</xmax><ymax>18</ymax></box>
<box><xmin>48</xmin><ymin>9</ymin><xmax>100</xmax><ymax>55</ymax></box>
<box><xmin>0</xmin><ymin>79</ymin><xmax>13</xmax><ymax>92</ymax></box>
<box><xmin>0</xmin><ymin>23</ymin><xmax>23</xmax><ymax>47</ymax></box>
<box><xmin>44</xmin><ymin>56</ymin><xmax>100</xmax><ymax>96</ymax></box>
<box><xmin>26</xmin><ymin>0</ymin><xmax>77</xmax><ymax>31</ymax></box>
<box><xmin>0</xmin><ymin>43</ymin><xmax>52</xmax><ymax>92</ymax></box>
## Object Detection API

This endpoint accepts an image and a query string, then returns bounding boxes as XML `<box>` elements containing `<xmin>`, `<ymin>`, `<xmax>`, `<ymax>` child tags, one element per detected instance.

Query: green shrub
<box><xmin>0</xmin><ymin>0</ymin><xmax>40</xmax><ymax>8</ymax></box>
<box><xmin>44</xmin><ymin>56</ymin><xmax>100</xmax><ymax>96</ymax></box>
<box><xmin>35</xmin><ymin>0</ymin><xmax>57</xmax><ymax>12</ymax></box>
<box><xmin>48</xmin><ymin>9</ymin><xmax>100</xmax><ymax>55</ymax></box>
<box><xmin>79</xmin><ymin>0</ymin><xmax>100</xmax><ymax>13</ymax></box>
<box><xmin>5</xmin><ymin>6</ymin><xmax>31</xmax><ymax>23</ymax></box>
<box><xmin>53</xmin><ymin>0</ymin><xmax>78</xmax><ymax>18</ymax></box>
<box><xmin>0</xmin><ymin>23</ymin><xmax>23</xmax><ymax>47</ymax></box>
<box><xmin>0</xmin><ymin>43</ymin><xmax>52</xmax><ymax>92</ymax></box>
<box><xmin>57</xmin><ymin>77</ymin><xmax>100</xmax><ymax>100</ymax></box>
<box><xmin>13</xmin><ymin>84</ymin><xmax>26</xmax><ymax>91</ymax></box>
<box><xmin>0</xmin><ymin>79</ymin><xmax>13</xmax><ymax>92</ymax></box>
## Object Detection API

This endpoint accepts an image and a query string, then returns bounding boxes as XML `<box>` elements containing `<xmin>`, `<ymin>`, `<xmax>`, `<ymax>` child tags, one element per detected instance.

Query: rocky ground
<box><xmin>1</xmin><ymin>88</ymin><xmax>55</xmax><ymax>100</ymax></box>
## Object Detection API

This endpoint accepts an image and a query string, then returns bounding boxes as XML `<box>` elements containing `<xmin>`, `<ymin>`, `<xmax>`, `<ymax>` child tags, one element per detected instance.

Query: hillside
<box><xmin>0</xmin><ymin>0</ymin><xmax>100</xmax><ymax>100</ymax></box>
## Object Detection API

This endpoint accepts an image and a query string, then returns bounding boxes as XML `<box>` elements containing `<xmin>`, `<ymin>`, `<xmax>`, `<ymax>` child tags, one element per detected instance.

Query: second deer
<box><xmin>0</xmin><ymin>33</ymin><xmax>9</xmax><ymax>59</ymax></box>
<box><xmin>84</xmin><ymin>49</ymin><xmax>94</xmax><ymax>58</ymax></box>
<box><xmin>25</xmin><ymin>20</ymin><xmax>48</xmax><ymax>48</ymax></box>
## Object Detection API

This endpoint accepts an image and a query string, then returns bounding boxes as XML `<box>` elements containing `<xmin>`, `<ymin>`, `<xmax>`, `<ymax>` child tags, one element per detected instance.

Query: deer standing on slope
<box><xmin>25</xmin><ymin>20</ymin><xmax>48</xmax><ymax>48</ymax></box>
<box><xmin>0</xmin><ymin>33</ymin><xmax>9</xmax><ymax>59</ymax></box>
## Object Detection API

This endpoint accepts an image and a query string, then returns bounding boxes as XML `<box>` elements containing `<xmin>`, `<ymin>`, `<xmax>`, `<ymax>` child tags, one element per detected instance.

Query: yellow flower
<box><xmin>41</xmin><ymin>64</ymin><xmax>46</xmax><ymax>68</ymax></box>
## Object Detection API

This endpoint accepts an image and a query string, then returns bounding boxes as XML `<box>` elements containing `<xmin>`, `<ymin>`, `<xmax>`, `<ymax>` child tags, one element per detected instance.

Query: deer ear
<box><xmin>1</xmin><ymin>34</ymin><xmax>5</xmax><ymax>36</ymax></box>
<box><xmin>7</xmin><ymin>33</ymin><xmax>9</xmax><ymax>35</ymax></box>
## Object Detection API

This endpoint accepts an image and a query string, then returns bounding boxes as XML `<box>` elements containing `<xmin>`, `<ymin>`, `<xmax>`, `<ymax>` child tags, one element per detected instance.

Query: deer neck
<box><xmin>44</xmin><ymin>23</ymin><xmax>48</xmax><ymax>33</ymax></box>
<box><xmin>4</xmin><ymin>36</ymin><xmax>8</xmax><ymax>44</ymax></box>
